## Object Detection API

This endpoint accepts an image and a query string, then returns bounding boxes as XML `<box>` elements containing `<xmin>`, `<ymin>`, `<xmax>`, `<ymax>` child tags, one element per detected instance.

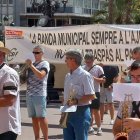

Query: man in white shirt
<box><xmin>0</xmin><ymin>41</ymin><xmax>21</xmax><ymax>140</ymax></box>
<box><xmin>83</xmin><ymin>53</ymin><xmax>105</xmax><ymax>135</ymax></box>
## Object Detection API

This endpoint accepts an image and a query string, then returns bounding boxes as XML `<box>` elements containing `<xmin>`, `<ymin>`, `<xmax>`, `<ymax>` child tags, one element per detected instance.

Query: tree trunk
<box><xmin>125</xmin><ymin>0</ymin><xmax>132</xmax><ymax>23</ymax></box>
<box><xmin>108</xmin><ymin>0</ymin><xmax>114</xmax><ymax>24</ymax></box>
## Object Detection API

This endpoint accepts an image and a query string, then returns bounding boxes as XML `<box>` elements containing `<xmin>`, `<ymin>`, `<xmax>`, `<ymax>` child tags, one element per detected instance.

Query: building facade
<box><xmin>0</xmin><ymin>0</ymin><xmax>21</xmax><ymax>25</ymax></box>
<box><xmin>20</xmin><ymin>0</ymin><xmax>106</xmax><ymax>27</ymax></box>
<box><xmin>0</xmin><ymin>0</ymin><xmax>106</xmax><ymax>27</ymax></box>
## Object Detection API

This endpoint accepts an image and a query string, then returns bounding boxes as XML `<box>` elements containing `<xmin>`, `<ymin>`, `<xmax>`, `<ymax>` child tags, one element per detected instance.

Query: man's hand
<box><xmin>25</xmin><ymin>59</ymin><xmax>32</xmax><ymax>67</ymax></box>
<box><xmin>67</xmin><ymin>98</ymin><xmax>78</xmax><ymax>106</ymax></box>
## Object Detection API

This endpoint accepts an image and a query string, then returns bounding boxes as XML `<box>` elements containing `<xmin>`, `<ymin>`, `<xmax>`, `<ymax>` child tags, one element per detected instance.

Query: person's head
<box><xmin>32</xmin><ymin>45</ymin><xmax>44</xmax><ymax>61</ymax></box>
<box><xmin>0</xmin><ymin>41</ymin><xmax>10</xmax><ymax>64</ymax></box>
<box><xmin>132</xmin><ymin>47</ymin><xmax>140</xmax><ymax>60</ymax></box>
<box><xmin>65</xmin><ymin>49</ymin><xmax>83</xmax><ymax>70</ymax></box>
<box><xmin>130</xmin><ymin>60</ymin><xmax>140</xmax><ymax>83</ymax></box>
<box><xmin>84</xmin><ymin>53</ymin><xmax>94</xmax><ymax>67</ymax></box>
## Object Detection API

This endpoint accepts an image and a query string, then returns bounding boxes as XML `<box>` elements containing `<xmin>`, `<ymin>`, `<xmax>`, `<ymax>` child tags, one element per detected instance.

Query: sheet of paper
<box><xmin>60</xmin><ymin>105</ymin><xmax>77</xmax><ymax>112</ymax></box>
<box><xmin>113</xmin><ymin>83</ymin><xmax>140</xmax><ymax>101</ymax></box>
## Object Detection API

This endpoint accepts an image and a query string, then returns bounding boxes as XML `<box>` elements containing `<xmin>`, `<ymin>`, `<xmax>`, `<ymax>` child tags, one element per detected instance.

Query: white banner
<box><xmin>4</xmin><ymin>24</ymin><xmax>140</xmax><ymax>64</ymax></box>
<box><xmin>113</xmin><ymin>83</ymin><xmax>140</xmax><ymax>101</ymax></box>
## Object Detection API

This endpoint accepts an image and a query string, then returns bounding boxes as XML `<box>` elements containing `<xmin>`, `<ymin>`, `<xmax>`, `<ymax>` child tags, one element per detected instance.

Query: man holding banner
<box><xmin>113</xmin><ymin>60</ymin><xmax>140</xmax><ymax>140</ymax></box>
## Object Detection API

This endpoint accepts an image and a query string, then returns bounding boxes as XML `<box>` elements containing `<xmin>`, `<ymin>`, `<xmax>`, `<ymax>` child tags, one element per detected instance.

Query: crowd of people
<box><xmin>0</xmin><ymin>40</ymin><xmax>140</xmax><ymax>140</ymax></box>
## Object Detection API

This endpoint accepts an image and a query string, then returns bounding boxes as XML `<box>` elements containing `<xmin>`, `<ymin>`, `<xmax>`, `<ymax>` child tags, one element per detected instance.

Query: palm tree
<box><xmin>124</xmin><ymin>0</ymin><xmax>132</xmax><ymax>23</ymax></box>
<box><xmin>108</xmin><ymin>0</ymin><xmax>114</xmax><ymax>23</ymax></box>
<box><xmin>132</xmin><ymin>0</ymin><xmax>140</xmax><ymax>23</ymax></box>
<box><xmin>91</xmin><ymin>0</ymin><xmax>140</xmax><ymax>24</ymax></box>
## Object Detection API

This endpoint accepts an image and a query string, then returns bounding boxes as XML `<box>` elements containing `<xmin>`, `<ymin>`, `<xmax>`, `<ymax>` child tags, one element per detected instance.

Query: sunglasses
<box><xmin>32</xmin><ymin>52</ymin><xmax>41</xmax><ymax>54</ymax></box>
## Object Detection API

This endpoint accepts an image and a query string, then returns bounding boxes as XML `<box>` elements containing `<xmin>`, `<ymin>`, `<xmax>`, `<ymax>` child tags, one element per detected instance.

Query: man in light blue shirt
<box><xmin>63</xmin><ymin>49</ymin><xmax>96</xmax><ymax>140</ymax></box>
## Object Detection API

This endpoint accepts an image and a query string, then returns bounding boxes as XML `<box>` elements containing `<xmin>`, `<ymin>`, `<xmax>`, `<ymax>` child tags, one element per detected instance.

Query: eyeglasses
<box><xmin>130</xmin><ymin>75</ymin><xmax>140</xmax><ymax>81</ymax></box>
<box><xmin>32</xmin><ymin>52</ymin><xmax>41</xmax><ymax>54</ymax></box>
<box><xmin>85</xmin><ymin>60</ymin><xmax>93</xmax><ymax>64</ymax></box>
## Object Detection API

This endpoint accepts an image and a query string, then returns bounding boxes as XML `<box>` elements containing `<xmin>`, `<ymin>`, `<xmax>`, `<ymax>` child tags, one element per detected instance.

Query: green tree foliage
<box><xmin>91</xmin><ymin>0</ymin><xmax>140</xmax><ymax>24</ymax></box>
<box><xmin>132</xmin><ymin>0</ymin><xmax>140</xmax><ymax>23</ymax></box>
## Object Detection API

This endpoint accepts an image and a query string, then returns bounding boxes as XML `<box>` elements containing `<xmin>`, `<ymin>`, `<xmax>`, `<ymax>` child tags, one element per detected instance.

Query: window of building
<box><xmin>2</xmin><ymin>0</ymin><xmax>7</xmax><ymax>4</ymax></box>
<box><xmin>84</xmin><ymin>0</ymin><xmax>91</xmax><ymax>8</ymax></box>
<box><xmin>83</xmin><ymin>8</ymin><xmax>91</xmax><ymax>14</ymax></box>
<box><xmin>92</xmin><ymin>0</ymin><xmax>99</xmax><ymax>9</ymax></box>
<box><xmin>28</xmin><ymin>18</ymin><xmax>38</xmax><ymax>27</ymax></box>
<box><xmin>82</xmin><ymin>19</ymin><xmax>90</xmax><ymax>25</ymax></box>
<box><xmin>8</xmin><ymin>6</ymin><xmax>13</xmax><ymax>14</ymax></box>
<box><xmin>56</xmin><ymin>19</ymin><xmax>63</xmax><ymax>26</ymax></box>
<box><xmin>2</xmin><ymin>7</ymin><xmax>7</xmax><ymax>14</ymax></box>
<box><xmin>67</xmin><ymin>0</ymin><xmax>73</xmax><ymax>7</ymax></box>
<box><xmin>74</xmin><ymin>7</ymin><xmax>82</xmax><ymax>14</ymax></box>
<box><xmin>74</xmin><ymin>0</ymin><xmax>83</xmax><ymax>8</ymax></box>
<box><xmin>100</xmin><ymin>1</ymin><xmax>106</xmax><ymax>10</ymax></box>
<box><xmin>0</xmin><ymin>0</ymin><xmax>2</xmax><ymax>4</ymax></box>
<box><xmin>72</xmin><ymin>18</ymin><xmax>81</xmax><ymax>25</ymax></box>
<box><xmin>9</xmin><ymin>0</ymin><xmax>13</xmax><ymax>4</ymax></box>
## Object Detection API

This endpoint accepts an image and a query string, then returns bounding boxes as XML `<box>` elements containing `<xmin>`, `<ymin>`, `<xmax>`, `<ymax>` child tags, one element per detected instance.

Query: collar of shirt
<box><xmin>70</xmin><ymin>66</ymin><xmax>84</xmax><ymax>76</ymax></box>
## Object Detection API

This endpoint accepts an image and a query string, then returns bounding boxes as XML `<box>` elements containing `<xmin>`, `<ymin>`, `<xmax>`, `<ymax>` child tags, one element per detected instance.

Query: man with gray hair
<box><xmin>26</xmin><ymin>45</ymin><xmax>50</xmax><ymax>140</ymax></box>
<box><xmin>63</xmin><ymin>49</ymin><xmax>96</xmax><ymax>140</ymax></box>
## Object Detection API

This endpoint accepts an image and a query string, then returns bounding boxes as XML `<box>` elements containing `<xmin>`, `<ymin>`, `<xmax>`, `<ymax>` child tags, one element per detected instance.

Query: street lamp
<box><xmin>62</xmin><ymin>0</ymin><xmax>68</xmax><ymax>12</ymax></box>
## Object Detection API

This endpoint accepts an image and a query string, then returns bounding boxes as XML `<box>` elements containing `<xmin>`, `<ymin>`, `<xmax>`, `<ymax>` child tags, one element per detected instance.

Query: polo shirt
<box><xmin>82</xmin><ymin>64</ymin><xmax>104</xmax><ymax>92</ymax></box>
<box><xmin>64</xmin><ymin>66</ymin><xmax>95</xmax><ymax>106</ymax></box>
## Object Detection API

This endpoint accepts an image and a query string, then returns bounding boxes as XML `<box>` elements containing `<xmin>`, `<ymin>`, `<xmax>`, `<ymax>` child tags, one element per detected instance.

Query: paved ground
<box><xmin>17</xmin><ymin>101</ymin><xmax>117</xmax><ymax>140</ymax></box>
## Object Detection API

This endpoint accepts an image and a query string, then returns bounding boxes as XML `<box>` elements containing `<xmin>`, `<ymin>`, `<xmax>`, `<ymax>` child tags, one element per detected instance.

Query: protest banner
<box><xmin>5</xmin><ymin>24</ymin><xmax>140</xmax><ymax>65</ymax></box>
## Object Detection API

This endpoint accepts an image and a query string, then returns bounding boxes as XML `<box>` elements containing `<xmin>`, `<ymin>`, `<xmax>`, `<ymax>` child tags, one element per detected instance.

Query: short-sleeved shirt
<box><xmin>0</xmin><ymin>63</ymin><xmax>21</xmax><ymax>135</ymax></box>
<box><xmin>82</xmin><ymin>64</ymin><xmax>104</xmax><ymax>92</ymax></box>
<box><xmin>64</xmin><ymin>66</ymin><xmax>95</xmax><ymax>106</ymax></box>
<box><xmin>27</xmin><ymin>60</ymin><xmax>50</xmax><ymax>96</ymax></box>
<box><xmin>117</xmin><ymin>101</ymin><xmax>140</xmax><ymax>140</ymax></box>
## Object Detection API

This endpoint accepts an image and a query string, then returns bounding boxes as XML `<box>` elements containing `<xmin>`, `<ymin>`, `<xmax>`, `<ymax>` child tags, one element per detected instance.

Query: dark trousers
<box><xmin>0</xmin><ymin>131</ymin><xmax>17</xmax><ymax>140</ymax></box>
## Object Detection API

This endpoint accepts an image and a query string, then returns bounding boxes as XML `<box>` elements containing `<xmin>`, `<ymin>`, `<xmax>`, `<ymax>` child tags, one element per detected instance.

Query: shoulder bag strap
<box><xmin>88</xmin><ymin>65</ymin><xmax>96</xmax><ymax>72</ymax></box>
